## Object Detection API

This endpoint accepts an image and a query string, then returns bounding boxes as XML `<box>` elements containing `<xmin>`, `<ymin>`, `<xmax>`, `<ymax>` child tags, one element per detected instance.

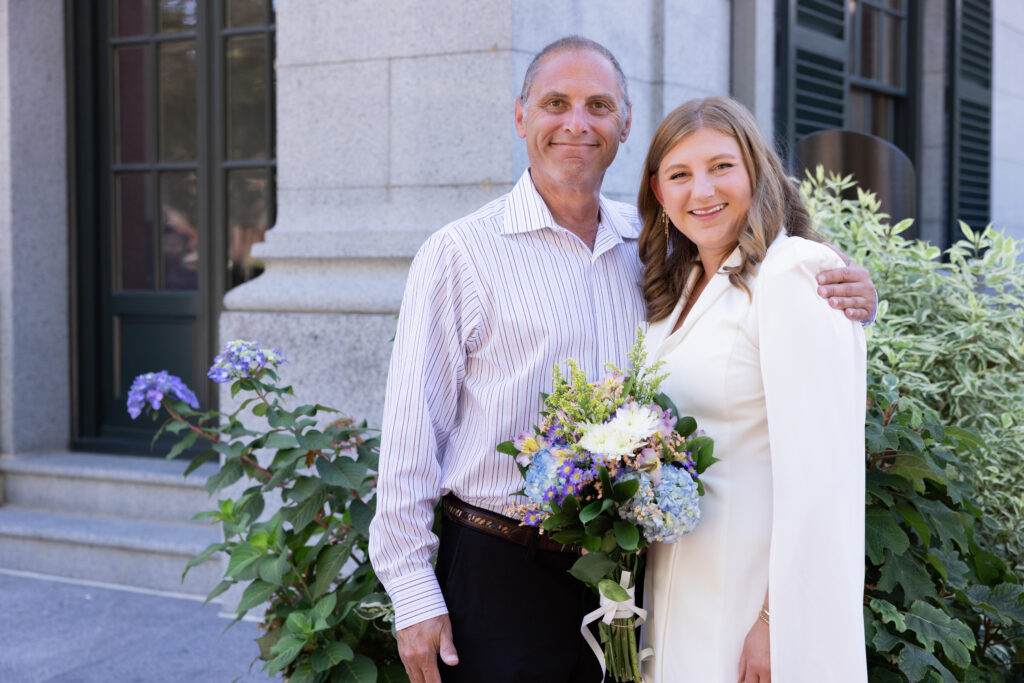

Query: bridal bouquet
<box><xmin>499</xmin><ymin>333</ymin><xmax>716</xmax><ymax>683</ymax></box>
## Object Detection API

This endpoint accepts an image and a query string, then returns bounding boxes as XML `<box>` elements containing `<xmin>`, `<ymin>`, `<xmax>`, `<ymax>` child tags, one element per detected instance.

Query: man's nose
<box><xmin>563</xmin><ymin>104</ymin><xmax>590</xmax><ymax>134</ymax></box>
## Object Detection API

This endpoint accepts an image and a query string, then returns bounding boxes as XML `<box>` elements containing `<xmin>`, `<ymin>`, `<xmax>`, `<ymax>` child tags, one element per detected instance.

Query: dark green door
<box><xmin>72</xmin><ymin>0</ymin><xmax>276</xmax><ymax>453</ymax></box>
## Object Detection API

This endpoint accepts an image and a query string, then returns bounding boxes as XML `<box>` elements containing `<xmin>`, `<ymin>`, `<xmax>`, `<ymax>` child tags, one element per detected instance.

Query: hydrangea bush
<box><xmin>129</xmin><ymin>340</ymin><xmax>407</xmax><ymax>683</ymax></box>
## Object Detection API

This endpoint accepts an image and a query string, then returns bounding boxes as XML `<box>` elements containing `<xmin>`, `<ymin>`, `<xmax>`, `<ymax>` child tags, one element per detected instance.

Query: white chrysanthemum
<box><xmin>608</xmin><ymin>403</ymin><xmax>662</xmax><ymax>441</ymax></box>
<box><xmin>578</xmin><ymin>422</ymin><xmax>643</xmax><ymax>460</ymax></box>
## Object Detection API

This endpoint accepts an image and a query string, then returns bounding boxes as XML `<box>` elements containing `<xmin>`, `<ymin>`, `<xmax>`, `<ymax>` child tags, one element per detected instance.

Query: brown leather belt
<box><xmin>443</xmin><ymin>496</ymin><xmax>578</xmax><ymax>554</ymax></box>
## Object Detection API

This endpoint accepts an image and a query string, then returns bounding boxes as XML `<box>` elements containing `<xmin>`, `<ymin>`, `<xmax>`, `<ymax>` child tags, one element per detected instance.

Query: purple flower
<box><xmin>208</xmin><ymin>340</ymin><xmax>287</xmax><ymax>384</ymax></box>
<box><xmin>126</xmin><ymin>371</ymin><xmax>199</xmax><ymax>419</ymax></box>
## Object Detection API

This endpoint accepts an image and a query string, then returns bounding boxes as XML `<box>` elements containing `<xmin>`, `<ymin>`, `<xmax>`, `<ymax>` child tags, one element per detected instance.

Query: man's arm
<box><xmin>368</xmin><ymin>233</ymin><xmax>481</xmax><ymax>680</ymax></box>
<box><xmin>818</xmin><ymin>245</ymin><xmax>878</xmax><ymax>323</ymax></box>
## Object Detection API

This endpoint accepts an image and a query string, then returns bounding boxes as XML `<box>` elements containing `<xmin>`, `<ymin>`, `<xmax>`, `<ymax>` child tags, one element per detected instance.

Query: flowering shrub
<box><xmin>129</xmin><ymin>341</ymin><xmax>407</xmax><ymax>683</ymax></box>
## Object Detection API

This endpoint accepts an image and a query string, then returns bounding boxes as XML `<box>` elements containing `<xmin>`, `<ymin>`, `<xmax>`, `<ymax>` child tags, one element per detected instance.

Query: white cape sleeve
<box><xmin>756</xmin><ymin>236</ymin><xmax>868</xmax><ymax>682</ymax></box>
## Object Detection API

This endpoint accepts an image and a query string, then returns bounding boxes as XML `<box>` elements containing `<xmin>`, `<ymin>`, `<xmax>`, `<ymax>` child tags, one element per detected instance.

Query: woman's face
<box><xmin>651</xmin><ymin>127</ymin><xmax>752</xmax><ymax>266</ymax></box>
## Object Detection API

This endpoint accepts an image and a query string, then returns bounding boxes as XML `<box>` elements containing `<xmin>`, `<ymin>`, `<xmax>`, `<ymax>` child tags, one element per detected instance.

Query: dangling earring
<box><xmin>660</xmin><ymin>208</ymin><xmax>670</xmax><ymax>240</ymax></box>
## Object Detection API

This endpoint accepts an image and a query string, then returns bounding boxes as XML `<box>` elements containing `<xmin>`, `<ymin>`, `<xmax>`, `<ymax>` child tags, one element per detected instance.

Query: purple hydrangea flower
<box><xmin>126</xmin><ymin>371</ymin><xmax>199</xmax><ymax>419</ymax></box>
<box><xmin>208</xmin><ymin>340</ymin><xmax>287</xmax><ymax>384</ymax></box>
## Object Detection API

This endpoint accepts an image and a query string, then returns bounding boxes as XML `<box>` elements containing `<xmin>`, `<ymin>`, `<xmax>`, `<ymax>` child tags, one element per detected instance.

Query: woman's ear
<box><xmin>649</xmin><ymin>173</ymin><xmax>663</xmax><ymax>205</ymax></box>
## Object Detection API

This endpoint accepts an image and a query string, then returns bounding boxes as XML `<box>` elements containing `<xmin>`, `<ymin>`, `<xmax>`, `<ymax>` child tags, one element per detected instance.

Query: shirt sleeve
<box><xmin>368</xmin><ymin>231</ymin><xmax>483</xmax><ymax>631</ymax></box>
<box><xmin>756</xmin><ymin>238</ymin><xmax>869</xmax><ymax>682</ymax></box>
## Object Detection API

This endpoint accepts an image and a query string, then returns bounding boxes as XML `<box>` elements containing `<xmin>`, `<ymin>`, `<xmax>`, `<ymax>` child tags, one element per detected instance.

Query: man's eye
<box><xmin>546</xmin><ymin>100</ymin><xmax>564</xmax><ymax>109</ymax></box>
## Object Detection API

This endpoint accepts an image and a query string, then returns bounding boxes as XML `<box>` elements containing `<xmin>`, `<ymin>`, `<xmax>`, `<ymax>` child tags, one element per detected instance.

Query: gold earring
<box><xmin>661</xmin><ymin>209</ymin><xmax>670</xmax><ymax>240</ymax></box>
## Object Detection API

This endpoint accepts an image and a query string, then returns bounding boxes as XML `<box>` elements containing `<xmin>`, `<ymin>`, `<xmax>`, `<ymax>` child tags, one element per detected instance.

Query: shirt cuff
<box><xmin>861</xmin><ymin>290</ymin><xmax>879</xmax><ymax>327</ymax></box>
<box><xmin>388</xmin><ymin>567</ymin><xmax>449</xmax><ymax>631</ymax></box>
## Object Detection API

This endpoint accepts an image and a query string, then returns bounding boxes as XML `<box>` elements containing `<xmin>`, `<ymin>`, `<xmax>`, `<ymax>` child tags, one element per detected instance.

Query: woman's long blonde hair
<box><xmin>637</xmin><ymin>96</ymin><xmax>820</xmax><ymax>323</ymax></box>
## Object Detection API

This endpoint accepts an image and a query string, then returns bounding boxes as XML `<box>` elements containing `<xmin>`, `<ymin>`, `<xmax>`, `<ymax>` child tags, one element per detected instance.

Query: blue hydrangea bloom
<box><xmin>126</xmin><ymin>371</ymin><xmax>199</xmax><ymax>419</ymax></box>
<box><xmin>616</xmin><ymin>466</ymin><xmax>701</xmax><ymax>543</ymax></box>
<box><xmin>208</xmin><ymin>340</ymin><xmax>287</xmax><ymax>384</ymax></box>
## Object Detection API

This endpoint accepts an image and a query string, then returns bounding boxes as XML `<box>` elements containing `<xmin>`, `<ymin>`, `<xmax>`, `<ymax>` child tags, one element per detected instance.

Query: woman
<box><xmin>638</xmin><ymin>97</ymin><xmax>867</xmax><ymax>682</ymax></box>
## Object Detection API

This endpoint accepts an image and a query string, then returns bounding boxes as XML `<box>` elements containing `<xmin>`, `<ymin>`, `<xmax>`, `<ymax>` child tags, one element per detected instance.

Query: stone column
<box><xmin>220</xmin><ymin>0</ymin><xmax>733</xmax><ymax>423</ymax></box>
<box><xmin>0</xmin><ymin>0</ymin><xmax>69</xmax><ymax>454</ymax></box>
<box><xmin>992</xmin><ymin>0</ymin><xmax>1024</xmax><ymax>243</ymax></box>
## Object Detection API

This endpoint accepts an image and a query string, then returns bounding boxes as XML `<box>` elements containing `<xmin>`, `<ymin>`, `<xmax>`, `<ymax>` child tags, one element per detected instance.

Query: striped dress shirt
<box><xmin>368</xmin><ymin>169</ymin><xmax>648</xmax><ymax>630</ymax></box>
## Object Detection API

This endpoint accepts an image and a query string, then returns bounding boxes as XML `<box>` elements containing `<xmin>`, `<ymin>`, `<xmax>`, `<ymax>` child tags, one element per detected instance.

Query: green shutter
<box><xmin>949</xmin><ymin>0</ymin><xmax>992</xmax><ymax>237</ymax></box>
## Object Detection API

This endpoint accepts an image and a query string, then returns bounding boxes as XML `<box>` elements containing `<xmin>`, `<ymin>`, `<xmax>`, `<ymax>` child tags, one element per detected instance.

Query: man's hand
<box><xmin>818</xmin><ymin>245</ymin><xmax>877</xmax><ymax>323</ymax></box>
<box><xmin>737</xmin><ymin>617</ymin><xmax>770</xmax><ymax>683</ymax></box>
<box><xmin>396</xmin><ymin>614</ymin><xmax>459</xmax><ymax>683</ymax></box>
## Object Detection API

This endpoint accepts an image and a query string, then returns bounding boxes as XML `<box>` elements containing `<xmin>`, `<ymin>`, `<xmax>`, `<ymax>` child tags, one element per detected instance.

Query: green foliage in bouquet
<box><xmin>133</xmin><ymin>346</ymin><xmax>408</xmax><ymax>683</ymax></box>
<box><xmin>863</xmin><ymin>375</ymin><xmax>1024</xmax><ymax>680</ymax></box>
<box><xmin>802</xmin><ymin>170</ymin><xmax>1024</xmax><ymax>575</ymax></box>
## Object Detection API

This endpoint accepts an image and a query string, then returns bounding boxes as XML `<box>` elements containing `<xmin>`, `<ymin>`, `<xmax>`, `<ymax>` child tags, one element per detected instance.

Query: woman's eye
<box><xmin>715</xmin><ymin>163</ymin><xmax>734</xmax><ymax>171</ymax></box>
<box><xmin>670</xmin><ymin>172</ymin><xmax>689</xmax><ymax>180</ymax></box>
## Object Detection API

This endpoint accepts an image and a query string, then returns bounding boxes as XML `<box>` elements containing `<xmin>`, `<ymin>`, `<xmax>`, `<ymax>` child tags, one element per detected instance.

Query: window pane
<box><xmin>114</xmin><ymin>46</ymin><xmax>149</xmax><ymax>164</ymax></box>
<box><xmin>860</xmin><ymin>6</ymin><xmax>880</xmax><ymax>82</ymax></box>
<box><xmin>226</xmin><ymin>0</ymin><xmax>265</xmax><ymax>27</ymax></box>
<box><xmin>158</xmin><ymin>0</ymin><xmax>197</xmax><ymax>33</ymax></box>
<box><xmin>116</xmin><ymin>173</ymin><xmax>154</xmax><ymax>291</ymax></box>
<box><xmin>161</xmin><ymin>171</ymin><xmax>199</xmax><ymax>290</ymax></box>
<box><xmin>882</xmin><ymin>13</ymin><xmax>903</xmax><ymax>88</ymax></box>
<box><xmin>115</xmin><ymin>0</ymin><xmax>147</xmax><ymax>37</ymax></box>
<box><xmin>227</xmin><ymin>168</ymin><xmax>268</xmax><ymax>289</ymax></box>
<box><xmin>226</xmin><ymin>35</ymin><xmax>267</xmax><ymax>159</ymax></box>
<box><xmin>158</xmin><ymin>41</ymin><xmax>197</xmax><ymax>161</ymax></box>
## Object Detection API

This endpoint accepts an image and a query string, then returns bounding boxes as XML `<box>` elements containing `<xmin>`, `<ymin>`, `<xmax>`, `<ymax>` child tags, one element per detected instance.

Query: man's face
<box><xmin>515</xmin><ymin>49</ymin><xmax>632</xmax><ymax>194</ymax></box>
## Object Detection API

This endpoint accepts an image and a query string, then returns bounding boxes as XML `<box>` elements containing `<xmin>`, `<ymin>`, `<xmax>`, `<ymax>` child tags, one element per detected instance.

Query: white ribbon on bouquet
<box><xmin>580</xmin><ymin>571</ymin><xmax>654</xmax><ymax>681</ymax></box>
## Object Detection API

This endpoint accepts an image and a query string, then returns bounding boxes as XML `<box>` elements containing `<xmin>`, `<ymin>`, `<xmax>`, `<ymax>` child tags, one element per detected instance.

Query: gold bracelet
<box><xmin>758</xmin><ymin>607</ymin><xmax>770</xmax><ymax>626</ymax></box>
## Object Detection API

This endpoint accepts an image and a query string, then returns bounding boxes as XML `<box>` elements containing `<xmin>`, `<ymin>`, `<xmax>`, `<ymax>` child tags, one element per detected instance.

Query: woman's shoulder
<box><xmin>759</xmin><ymin>232</ymin><xmax>844</xmax><ymax>279</ymax></box>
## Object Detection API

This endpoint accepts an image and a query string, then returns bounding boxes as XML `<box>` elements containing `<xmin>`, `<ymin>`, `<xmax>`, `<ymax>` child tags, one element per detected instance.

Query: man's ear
<box><xmin>619</xmin><ymin>103</ymin><xmax>632</xmax><ymax>143</ymax></box>
<box><xmin>514</xmin><ymin>98</ymin><xmax>527</xmax><ymax>139</ymax></box>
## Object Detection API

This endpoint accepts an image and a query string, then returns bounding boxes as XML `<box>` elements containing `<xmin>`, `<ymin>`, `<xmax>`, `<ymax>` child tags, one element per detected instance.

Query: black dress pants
<box><xmin>435</xmin><ymin>515</ymin><xmax>603</xmax><ymax>683</ymax></box>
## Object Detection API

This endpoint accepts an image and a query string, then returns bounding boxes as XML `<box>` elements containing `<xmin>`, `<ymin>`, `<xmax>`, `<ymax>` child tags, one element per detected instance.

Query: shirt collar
<box><xmin>502</xmin><ymin>168</ymin><xmax>638</xmax><ymax>246</ymax></box>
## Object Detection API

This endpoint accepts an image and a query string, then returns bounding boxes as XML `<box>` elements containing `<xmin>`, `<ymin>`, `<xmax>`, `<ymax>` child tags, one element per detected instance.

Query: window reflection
<box><xmin>117</xmin><ymin>173</ymin><xmax>153</xmax><ymax>290</ymax></box>
<box><xmin>158</xmin><ymin>0</ymin><xmax>197</xmax><ymax>33</ymax></box>
<box><xmin>227</xmin><ymin>169</ymin><xmax>267</xmax><ymax>288</ymax></box>
<box><xmin>115</xmin><ymin>0</ymin><xmax>147</xmax><ymax>37</ymax></box>
<box><xmin>161</xmin><ymin>172</ymin><xmax>198</xmax><ymax>290</ymax></box>
<box><xmin>227</xmin><ymin>35</ymin><xmax>267</xmax><ymax>159</ymax></box>
<box><xmin>115</xmin><ymin>46</ymin><xmax>148</xmax><ymax>164</ymax></box>
<box><xmin>227</xmin><ymin>0</ymin><xmax>264</xmax><ymax>27</ymax></box>
<box><xmin>159</xmin><ymin>41</ymin><xmax>197</xmax><ymax>161</ymax></box>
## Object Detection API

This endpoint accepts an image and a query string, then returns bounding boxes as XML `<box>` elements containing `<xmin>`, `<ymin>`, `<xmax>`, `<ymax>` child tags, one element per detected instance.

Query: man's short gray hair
<box><xmin>520</xmin><ymin>35</ymin><xmax>631</xmax><ymax>106</ymax></box>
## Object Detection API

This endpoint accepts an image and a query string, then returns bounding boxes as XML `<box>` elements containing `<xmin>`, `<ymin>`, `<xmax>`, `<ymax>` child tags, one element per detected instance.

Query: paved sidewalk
<box><xmin>0</xmin><ymin>569</ymin><xmax>279</xmax><ymax>683</ymax></box>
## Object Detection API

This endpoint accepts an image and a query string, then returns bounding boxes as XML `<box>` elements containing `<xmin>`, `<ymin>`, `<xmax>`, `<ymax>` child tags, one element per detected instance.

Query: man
<box><xmin>368</xmin><ymin>36</ymin><xmax>876</xmax><ymax>683</ymax></box>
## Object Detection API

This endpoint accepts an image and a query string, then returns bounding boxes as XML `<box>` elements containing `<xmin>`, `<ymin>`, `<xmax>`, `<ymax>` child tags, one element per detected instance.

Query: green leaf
<box><xmin>288</xmin><ymin>662</ymin><xmax>318</xmax><ymax>683</ymax></box>
<box><xmin>895</xmin><ymin>503</ymin><xmax>931</xmax><ymax>547</ymax></box>
<box><xmin>310</xmin><ymin>591</ymin><xmax>338</xmax><ymax>625</ymax></box>
<box><xmin>311</xmin><ymin>538</ymin><xmax>355</xmax><ymax>598</ymax></box>
<box><xmin>348</xmin><ymin>499</ymin><xmax>374</xmax><ymax>537</ymax></box>
<box><xmin>311</xmin><ymin>640</ymin><xmax>355</xmax><ymax>672</ymax></box>
<box><xmin>266</xmin><ymin>633</ymin><xmax>307</xmax><ymax>675</ymax></box>
<box><xmin>252</xmin><ymin>402</ymin><xmax>268</xmax><ymax>417</ymax></box>
<box><xmin>183</xmin><ymin>542</ymin><xmax>227</xmax><ymax>578</ymax></box>
<box><xmin>238</xmin><ymin>579</ymin><xmax>278</xmax><ymax>613</ymax></box>
<box><xmin>612</xmin><ymin>477</ymin><xmax>639</xmax><ymax>502</ymax></box>
<box><xmin>205</xmin><ymin>459</ymin><xmax>244</xmax><ymax>494</ymax></box>
<box><xmin>496</xmin><ymin>441</ymin><xmax>519</xmax><ymax>457</ymax></box>
<box><xmin>877</xmin><ymin>550</ymin><xmax>938</xmax><ymax>603</ymax></box>
<box><xmin>331</xmin><ymin>653</ymin><xmax>377</xmax><ymax>683</ymax></box>
<box><xmin>166</xmin><ymin>429</ymin><xmax>198</xmax><ymax>460</ymax></box>
<box><xmin>183</xmin><ymin>449</ymin><xmax>217</xmax><ymax>476</ymax></box>
<box><xmin>598</xmin><ymin>578</ymin><xmax>631</xmax><ymax>602</ymax></box>
<box><xmin>286</xmin><ymin>610</ymin><xmax>314</xmax><ymax>634</ymax></box>
<box><xmin>579</xmin><ymin>499</ymin><xmax>614</xmax><ymax>524</ymax></box>
<box><xmin>257</xmin><ymin>553</ymin><xmax>291</xmax><ymax>585</ymax></box>
<box><xmin>869</xmin><ymin>598</ymin><xmax>907</xmax><ymax>632</ymax></box>
<box><xmin>964</xmin><ymin>583</ymin><xmax>1024</xmax><ymax>625</ymax></box>
<box><xmin>888</xmin><ymin>455</ymin><xmax>947</xmax><ymax>494</ymax></box>
<box><xmin>297</xmin><ymin>429</ymin><xmax>334</xmax><ymax>450</ymax></box>
<box><xmin>316</xmin><ymin>457</ymin><xmax>355</xmax><ymax>488</ymax></box>
<box><xmin>898</xmin><ymin>641</ymin><xmax>957</xmax><ymax>683</ymax></box>
<box><xmin>613</xmin><ymin>520</ymin><xmax>640</xmax><ymax>551</ymax></box>
<box><xmin>281</xmin><ymin>491</ymin><xmax>328</xmax><ymax>532</ymax></box>
<box><xmin>568</xmin><ymin>552</ymin><xmax>617</xmax><ymax>586</ymax></box>
<box><xmin>904</xmin><ymin>600</ymin><xmax>975</xmax><ymax>668</ymax></box>
<box><xmin>334</xmin><ymin>457</ymin><xmax>371</xmax><ymax>489</ymax></box>
<box><xmin>203</xmin><ymin>579</ymin><xmax>233</xmax><ymax>605</ymax></box>
<box><xmin>379</xmin><ymin>662</ymin><xmax>411</xmax><ymax>683</ymax></box>
<box><xmin>263</xmin><ymin>431</ymin><xmax>298</xmax><ymax>449</ymax></box>
<box><xmin>226</xmin><ymin>543</ymin><xmax>265</xmax><ymax>580</ymax></box>
<box><xmin>913</xmin><ymin>498</ymin><xmax>968</xmax><ymax>553</ymax></box>
<box><xmin>865</xmin><ymin>508</ymin><xmax>911</xmax><ymax>564</ymax></box>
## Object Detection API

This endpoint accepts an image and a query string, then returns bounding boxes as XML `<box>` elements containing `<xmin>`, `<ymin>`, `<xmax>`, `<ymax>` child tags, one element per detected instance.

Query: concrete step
<box><xmin>0</xmin><ymin>507</ymin><xmax>225</xmax><ymax>596</ymax></box>
<box><xmin>0</xmin><ymin>452</ymin><xmax>219</xmax><ymax>524</ymax></box>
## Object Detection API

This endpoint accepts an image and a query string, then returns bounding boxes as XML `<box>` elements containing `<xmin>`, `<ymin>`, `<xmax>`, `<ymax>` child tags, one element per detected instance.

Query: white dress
<box><xmin>641</xmin><ymin>233</ymin><xmax>868</xmax><ymax>682</ymax></box>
